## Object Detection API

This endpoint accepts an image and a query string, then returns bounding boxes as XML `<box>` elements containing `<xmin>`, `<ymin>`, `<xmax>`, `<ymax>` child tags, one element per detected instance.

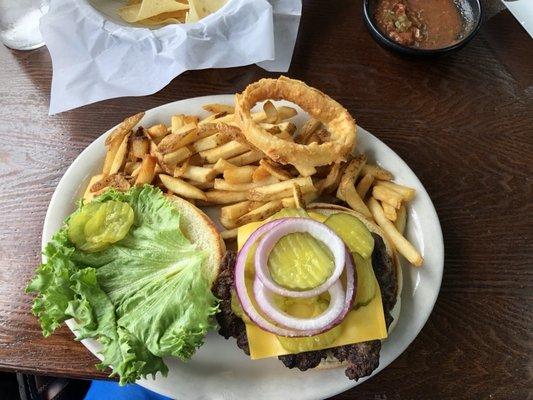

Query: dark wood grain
<box><xmin>0</xmin><ymin>1</ymin><xmax>531</xmax><ymax>399</ymax></box>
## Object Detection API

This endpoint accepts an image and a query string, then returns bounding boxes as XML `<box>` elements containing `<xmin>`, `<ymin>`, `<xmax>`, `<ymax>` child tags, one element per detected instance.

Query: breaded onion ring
<box><xmin>234</xmin><ymin>76</ymin><xmax>356</xmax><ymax>176</ymax></box>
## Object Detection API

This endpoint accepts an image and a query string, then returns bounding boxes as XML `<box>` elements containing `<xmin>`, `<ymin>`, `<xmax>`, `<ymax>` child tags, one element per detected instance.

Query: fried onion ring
<box><xmin>234</xmin><ymin>76</ymin><xmax>356</xmax><ymax>176</ymax></box>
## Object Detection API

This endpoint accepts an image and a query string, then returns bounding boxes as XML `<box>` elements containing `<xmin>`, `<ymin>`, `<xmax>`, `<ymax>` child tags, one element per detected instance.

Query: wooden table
<box><xmin>0</xmin><ymin>1</ymin><xmax>531</xmax><ymax>399</ymax></box>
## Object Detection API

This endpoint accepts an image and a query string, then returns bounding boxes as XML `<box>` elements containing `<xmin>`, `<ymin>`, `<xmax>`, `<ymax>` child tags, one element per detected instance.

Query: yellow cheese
<box><xmin>236</xmin><ymin>211</ymin><xmax>388</xmax><ymax>360</ymax></box>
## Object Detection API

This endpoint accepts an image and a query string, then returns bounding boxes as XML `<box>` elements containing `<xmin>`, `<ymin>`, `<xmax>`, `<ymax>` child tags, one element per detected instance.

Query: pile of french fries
<box><xmin>84</xmin><ymin>101</ymin><xmax>423</xmax><ymax>267</ymax></box>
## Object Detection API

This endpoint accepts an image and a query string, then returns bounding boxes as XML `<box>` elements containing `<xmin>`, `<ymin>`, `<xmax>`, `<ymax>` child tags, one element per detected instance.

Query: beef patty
<box><xmin>213</xmin><ymin>233</ymin><xmax>398</xmax><ymax>380</ymax></box>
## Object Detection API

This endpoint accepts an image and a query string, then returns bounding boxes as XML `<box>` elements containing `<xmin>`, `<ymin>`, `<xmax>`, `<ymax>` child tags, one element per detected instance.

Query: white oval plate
<box><xmin>42</xmin><ymin>95</ymin><xmax>444</xmax><ymax>400</ymax></box>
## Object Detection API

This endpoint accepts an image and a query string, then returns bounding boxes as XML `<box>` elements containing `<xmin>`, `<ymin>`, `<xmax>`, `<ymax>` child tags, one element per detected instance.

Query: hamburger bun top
<box><xmin>166</xmin><ymin>194</ymin><xmax>225</xmax><ymax>285</ymax></box>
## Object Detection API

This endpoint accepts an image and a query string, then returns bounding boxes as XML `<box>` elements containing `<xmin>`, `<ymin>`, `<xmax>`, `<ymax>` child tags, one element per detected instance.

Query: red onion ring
<box><xmin>234</xmin><ymin>218</ymin><xmax>357</xmax><ymax>337</ymax></box>
<box><xmin>253</xmin><ymin>279</ymin><xmax>345</xmax><ymax>330</ymax></box>
<box><xmin>254</xmin><ymin>217</ymin><xmax>346</xmax><ymax>298</ymax></box>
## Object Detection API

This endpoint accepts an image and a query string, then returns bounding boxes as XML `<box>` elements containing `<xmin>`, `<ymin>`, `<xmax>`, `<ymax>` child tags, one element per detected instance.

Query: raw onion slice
<box><xmin>234</xmin><ymin>220</ymin><xmax>356</xmax><ymax>337</ymax></box>
<box><xmin>255</xmin><ymin>217</ymin><xmax>346</xmax><ymax>298</ymax></box>
<box><xmin>253</xmin><ymin>279</ymin><xmax>345</xmax><ymax>330</ymax></box>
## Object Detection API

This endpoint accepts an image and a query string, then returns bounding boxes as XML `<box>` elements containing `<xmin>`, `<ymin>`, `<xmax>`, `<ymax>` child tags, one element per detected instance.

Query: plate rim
<box><xmin>42</xmin><ymin>94</ymin><xmax>444</xmax><ymax>400</ymax></box>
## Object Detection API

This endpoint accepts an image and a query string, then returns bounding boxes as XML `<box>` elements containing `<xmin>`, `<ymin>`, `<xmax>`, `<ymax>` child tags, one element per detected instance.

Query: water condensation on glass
<box><xmin>0</xmin><ymin>0</ymin><xmax>49</xmax><ymax>50</ymax></box>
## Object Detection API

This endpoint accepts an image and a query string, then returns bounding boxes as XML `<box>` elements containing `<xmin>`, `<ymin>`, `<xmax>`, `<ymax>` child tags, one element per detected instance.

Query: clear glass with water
<box><xmin>0</xmin><ymin>0</ymin><xmax>49</xmax><ymax>50</ymax></box>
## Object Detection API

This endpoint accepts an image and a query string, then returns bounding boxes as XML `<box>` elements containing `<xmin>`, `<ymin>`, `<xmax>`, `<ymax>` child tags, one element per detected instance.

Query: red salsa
<box><xmin>375</xmin><ymin>0</ymin><xmax>463</xmax><ymax>49</ymax></box>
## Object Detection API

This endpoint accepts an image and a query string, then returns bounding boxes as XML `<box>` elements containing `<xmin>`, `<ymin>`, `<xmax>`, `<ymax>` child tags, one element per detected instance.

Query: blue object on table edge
<box><xmin>84</xmin><ymin>380</ymin><xmax>172</xmax><ymax>400</ymax></box>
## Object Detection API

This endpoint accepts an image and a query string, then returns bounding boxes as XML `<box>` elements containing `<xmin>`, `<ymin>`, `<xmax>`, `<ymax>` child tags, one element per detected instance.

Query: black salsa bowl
<box><xmin>363</xmin><ymin>0</ymin><xmax>483</xmax><ymax>56</ymax></box>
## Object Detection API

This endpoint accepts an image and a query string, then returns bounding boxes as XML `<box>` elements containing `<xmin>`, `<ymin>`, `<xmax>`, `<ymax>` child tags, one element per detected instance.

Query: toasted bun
<box><xmin>307</xmin><ymin>203</ymin><xmax>403</xmax><ymax>370</ymax></box>
<box><xmin>166</xmin><ymin>195</ymin><xmax>225</xmax><ymax>285</ymax></box>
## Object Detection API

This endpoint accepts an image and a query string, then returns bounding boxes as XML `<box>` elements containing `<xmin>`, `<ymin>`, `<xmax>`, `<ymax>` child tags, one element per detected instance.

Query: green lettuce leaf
<box><xmin>27</xmin><ymin>186</ymin><xmax>219</xmax><ymax>384</ymax></box>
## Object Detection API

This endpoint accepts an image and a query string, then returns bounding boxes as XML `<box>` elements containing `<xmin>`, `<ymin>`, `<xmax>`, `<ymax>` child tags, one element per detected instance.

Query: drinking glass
<box><xmin>0</xmin><ymin>0</ymin><xmax>49</xmax><ymax>50</ymax></box>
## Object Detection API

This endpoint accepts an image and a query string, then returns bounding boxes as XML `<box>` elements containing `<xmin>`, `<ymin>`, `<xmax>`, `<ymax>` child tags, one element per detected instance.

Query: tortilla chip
<box><xmin>118</xmin><ymin>0</ymin><xmax>189</xmax><ymax>23</ymax></box>
<box><xmin>186</xmin><ymin>0</ymin><xmax>226</xmax><ymax>23</ymax></box>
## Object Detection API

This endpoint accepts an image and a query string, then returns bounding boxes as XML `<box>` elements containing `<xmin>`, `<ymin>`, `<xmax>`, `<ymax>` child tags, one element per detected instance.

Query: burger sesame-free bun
<box><xmin>166</xmin><ymin>194</ymin><xmax>225</xmax><ymax>285</ymax></box>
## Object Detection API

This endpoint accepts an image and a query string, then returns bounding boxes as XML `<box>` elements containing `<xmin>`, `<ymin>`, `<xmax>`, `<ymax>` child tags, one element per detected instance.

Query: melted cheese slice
<box><xmin>237</xmin><ymin>214</ymin><xmax>388</xmax><ymax>360</ymax></box>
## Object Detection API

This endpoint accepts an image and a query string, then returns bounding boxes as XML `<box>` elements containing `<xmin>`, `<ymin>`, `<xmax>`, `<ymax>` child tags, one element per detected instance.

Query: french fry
<box><xmin>159</xmin><ymin>174</ymin><xmax>207</xmax><ymax>200</ymax></box>
<box><xmin>382</xmin><ymin>202</ymin><xmax>397</xmax><ymax>221</ymax></box>
<box><xmin>260</xmin><ymin>121</ymin><xmax>297</xmax><ymax>135</ymax></box>
<box><xmin>315</xmin><ymin>128</ymin><xmax>331</xmax><ymax>143</ymax></box>
<box><xmin>272</xmin><ymin>106</ymin><xmax>297</xmax><ymax>121</ymax></box>
<box><xmin>220</xmin><ymin>200</ymin><xmax>264</xmax><ymax>220</ymax></box>
<box><xmin>336</xmin><ymin>155</ymin><xmax>364</xmax><ymax>200</ymax></box>
<box><xmin>248</xmin><ymin>176</ymin><xmax>315</xmax><ymax>202</ymax></box>
<box><xmin>187</xmin><ymin>180</ymin><xmax>215</xmax><ymax>190</ymax></box>
<box><xmin>102</xmin><ymin>137</ymin><xmax>122</xmax><ymax>175</ymax></box>
<box><xmin>124</xmin><ymin>161</ymin><xmax>140</xmax><ymax>175</ymax></box>
<box><xmin>83</xmin><ymin>174</ymin><xmax>104</xmax><ymax>202</ymax></box>
<box><xmin>202</xmin><ymin>103</ymin><xmax>235</xmax><ymax>114</ymax></box>
<box><xmin>276</xmin><ymin>130</ymin><xmax>294</xmax><ymax>142</ymax></box>
<box><xmin>259</xmin><ymin>159</ymin><xmax>292</xmax><ymax>181</ymax></box>
<box><xmin>252</xmin><ymin>105</ymin><xmax>297</xmax><ymax>123</ymax></box>
<box><xmin>91</xmin><ymin>173</ymin><xmax>131</xmax><ymax>193</ymax></box>
<box><xmin>252</xmin><ymin>164</ymin><xmax>272</xmax><ymax>182</ymax></box>
<box><xmin>214</xmin><ymin>177</ymin><xmax>277</xmax><ymax>192</ymax></box>
<box><xmin>263</xmin><ymin>100</ymin><xmax>278</xmax><ymax>124</ymax></box>
<box><xmin>296</xmin><ymin>118</ymin><xmax>321</xmax><ymax>144</ymax></box>
<box><xmin>220</xmin><ymin>216</ymin><xmax>238</xmax><ymax>230</ymax></box>
<box><xmin>292</xmin><ymin>183</ymin><xmax>304</xmax><ymax>208</ymax></box>
<box><xmin>149</xmin><ymin>141</ymin><xmax>158</xmax><ymax>156</ymax></box>
<box><xmin>361</xmin><ymin>164</ymin><xmax>394</xmax><ymax>181</ymax></box>
<box><xmin>223</xmin><ymin>166</ymin><xmax>257</xmax><ymax>184</ymax></box>
<box><xmin>236</xmin><ymin>200</ymin><xmax>283</xmax><ymax>225</ymax></box>
<box><xmin>212</xmin><ymin>158</ymin><xmax>237</xmax><ymax>174</ymax></box>
<box><xmin>204</xmin><ymin>190</ymin><xmax>249</xmax><ymax>204</ymax></box>
<box><xmin>158</xmin><ymin>123</ymin><xmax>198</xmax><ymax>154</ymax></box>
<box><xmin>281</xmin><ymin>191</ymin><xmax>319</xmax><ymax>208</ymax></box>
<box><xmin>395</xmin><ymin>204</ymin><xmax>407</xmax><ymax>234</ymax></box>
<box><xmin>146</xmin><ymin>124</ymin><xmax>168</xmax><ymax>143</ymax></box>
<box><xmin>221</xmin><ymin>228</ymin><xmax>238</xmax><ymax>240</ymax></box>
<box><xmin>199</xmin><ymin>141</ymin><xmax>249</xmax><ymax>164</ymax></box>
<box><xmin>135</xmin><ymin>155</ymin><xmax>157</xmax><ymax>186</ymax></box>
<box><xmin>171</xmin><ymin>115</ymin><xmax>199</xmax><ymax>134</ymax></box>
<box><xmin>173</xmin><ymin>158</ymin><xmax>191</xmax><ymax>178</ymax></box>
<box><xmin>192</xmin><ymin>131</ymin><xmax>232</xmax><ymax>153</ymax></box>
<box><xmin>293</xmin><ymin>163</ymin><xmax>317</xmax><ymax>177</ymax></box>
<box><xmin>375</xmin><ymin>180</ymin><xmax>416</xmax><ymax>201</ymax></box>
<box><xmin>198</xmin><ymin>112</ymin><xmax>227</xmax><ymax>127</ymax></box>
<box><xmin>372</xmin><ymin>185</ymin><xmax>403</xmax><ymax>209</ymax></box>
<box><xmin>319</xmin><ymin>162</ymin><xmax>343</xmax><ymax>194</ymax></box>
<box><xmin>227</xmin><ymin>149</ymin><xmax>264</xmax><ymax>166</ymax></box>
<box><xmin>356</xmin><ymin>173</ymin><xmax>375</xmax><ymax>198</ymax></box>
<box><xmin>337</xmin><ymin>155</ymin><xmax>371</xmax><ymax>217</ymax></box>
<box><xmin>130</xmin><ymin>135</ymin><xmax>150</xmax><ymax>158</ymax></box>
<box><xmin>175</xmin><ymin>165</ymin><xmax>217</xmax><ymax>183</ymax></box>
<box><xmin>196</xmin><ymin>126</ymin><xmax>218</xmax><ymax>140</ymax></box>
<box><xmin>109</xmin><ymin>133</ymin><xmax>131</xmax><ymax>174</ymax></box>
<box><xmin>105</xmin><ymin>112</ymin><xmax>144</xmax><ymax>146</ymax></box>
<box><xmin>305</xmin><ymin>132</ymin><xmax>320</xmax><ymax>145</ymax></box>
<box><xmin>368</xmin><ymin>198</ymin><xmax>423</xmax><ymax>266</ymax></box>
<box><xmin>162</xmin><ymin>147</ymin><xmax>192</xmax><ymax>166</ymax></box>
<box><xmin>131</xmin><ymin>164</ymin><xmax>141</xmax><ymax>178</ymax></box>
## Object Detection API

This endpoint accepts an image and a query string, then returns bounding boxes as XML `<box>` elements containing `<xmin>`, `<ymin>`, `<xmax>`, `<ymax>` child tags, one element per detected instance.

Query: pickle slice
<box><xmin>84</xmin><ymin>200</ymin><xmax>134</xmax><ymax>245</ymax></box>
<box><xmin>324</xmin><ymin>212</ymin><xmax>374</xmax><ymax>259</ymax></box>
<box><xmin>269</xmin><ymin>207</ymin><xmax>310</xmax><ymax>220</ymax></box>
<box><xmin>67</xmin><ymin>202</ymin><xmax>100</xmax><ymax>249</ymax></box>
<box><xmin>67</xmin><ymin>200</ymin><xmax>134</xmax><ymax>253</ymax></box>
<box><xmin>268</xmin><ymin>232</ymin><xmax>334</xmax><ymax>290</ymax></box>
<box><xmin>231</xmin><ymin>289</ymin><xmax>251</xmax><ymax>323</ymax></box>
<box><xmin>276</xmin><ymin>299</ymin><xmax>342</xmax><ymax>352</ymax></box>
<box><xmin>353</xmin><ymin>253</ymin><xmax>377</xmax><ymax>307</ymax></box>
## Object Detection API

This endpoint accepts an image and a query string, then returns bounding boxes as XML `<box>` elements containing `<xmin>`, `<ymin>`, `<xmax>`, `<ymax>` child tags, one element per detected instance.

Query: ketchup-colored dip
<box><xmin>374</xmin><ymin>0</ymin><xmax>463</xmax><ymax>49</ymax></box>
